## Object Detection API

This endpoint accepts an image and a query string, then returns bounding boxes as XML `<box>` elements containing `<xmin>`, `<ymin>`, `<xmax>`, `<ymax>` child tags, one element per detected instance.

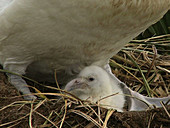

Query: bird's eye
<box><xmin>88</xmin><ymin>77</ymin><xmax>95</xmax><ymax>82</ymax></box>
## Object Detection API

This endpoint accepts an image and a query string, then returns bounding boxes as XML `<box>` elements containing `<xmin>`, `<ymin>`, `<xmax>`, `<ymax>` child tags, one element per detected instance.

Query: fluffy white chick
<box><xmin>65</xmin><ymin>66</ymin><xmax>170</xmax><ymax>112</ymax></box>
<box><xmin>65</xmin><ymin>66</ymin><xmax>126</xmax><ymax>112</ymax></box>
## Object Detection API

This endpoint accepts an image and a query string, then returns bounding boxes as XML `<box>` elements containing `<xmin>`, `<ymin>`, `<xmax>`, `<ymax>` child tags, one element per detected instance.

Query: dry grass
<box><xmin>111</xmin><ymin>34</ymin><xmax>170</xmax><ymax>97</ymax></box>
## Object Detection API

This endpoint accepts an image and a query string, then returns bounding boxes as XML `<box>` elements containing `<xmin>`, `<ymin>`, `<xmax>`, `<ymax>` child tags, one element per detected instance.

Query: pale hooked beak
<box><xmin>65</xmin><ymin>78</ymin><xmax>89</xmax><ymax>92</ymax></box>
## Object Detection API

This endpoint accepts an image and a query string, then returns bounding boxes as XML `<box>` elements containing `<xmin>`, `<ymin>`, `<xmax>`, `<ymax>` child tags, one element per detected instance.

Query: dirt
<box><xmin>0</xmin><ymin>71</ymin><xmax>170</xmax><ymax>128</ymax></box>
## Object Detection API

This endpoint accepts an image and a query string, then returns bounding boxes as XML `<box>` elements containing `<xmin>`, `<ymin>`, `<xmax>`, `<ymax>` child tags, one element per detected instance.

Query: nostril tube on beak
<box><xmin>74</xmin><ymin>80</ymin><xmax>80</xmax><ymax>84</ymax></box>
<box><xmin>65</xmin><ymin>78</ymin><xmax>84</xmax><ymax>92</ymax></box>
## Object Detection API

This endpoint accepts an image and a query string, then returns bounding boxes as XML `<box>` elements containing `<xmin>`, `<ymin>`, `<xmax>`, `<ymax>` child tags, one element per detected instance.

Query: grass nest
<box><xmin>0</xmin><ymin>35</ymin><xmax>170</xmax><ymax>128</ymax></box>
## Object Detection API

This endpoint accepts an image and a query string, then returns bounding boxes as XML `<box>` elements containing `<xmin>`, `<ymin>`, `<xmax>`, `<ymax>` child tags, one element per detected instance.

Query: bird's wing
<box><xmin>108</xmin><ymin>69</ymin><xmax>169</xmax><ymax>111</ymax></box>
<box><xmin>0</xmin><ymin>0</ymin><xmax>14</xmax><ymax>44</ymax></box>
<box><xmin>0</xmin><ymin>0</ymin><xmax>13</xmax><ymax>12</ymax></box>
<box><xmin>128</xmin><ymin>89</ymin><xmax>169</xmax><ymax>111</ymax></box>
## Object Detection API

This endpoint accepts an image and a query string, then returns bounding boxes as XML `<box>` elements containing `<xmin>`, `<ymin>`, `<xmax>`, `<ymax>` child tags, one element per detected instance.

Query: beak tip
<box><xmin>65</xmin><ymin>78</ymin><xmax>87</xmax><ymax>92</ymax></box>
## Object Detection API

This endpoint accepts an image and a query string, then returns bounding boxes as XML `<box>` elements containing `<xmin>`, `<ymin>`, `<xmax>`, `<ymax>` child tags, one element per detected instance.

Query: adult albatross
<box><xmin>0</xmin><ymin>0</ymin><xmax>169</xmax><ymax>100</ymax></box>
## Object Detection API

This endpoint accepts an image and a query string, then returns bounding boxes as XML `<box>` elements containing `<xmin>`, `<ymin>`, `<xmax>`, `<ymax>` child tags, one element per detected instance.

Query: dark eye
<box><xmin>88</xmin><ymin>77</ymin><xmax>95</xmax><ymax>81</ymax></box>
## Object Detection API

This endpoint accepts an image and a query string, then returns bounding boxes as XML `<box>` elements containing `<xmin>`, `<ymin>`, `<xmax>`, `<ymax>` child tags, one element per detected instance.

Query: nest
<box><xmin>0</xmin><ymin>35</ymin><xmax>170</xmax><ymax>128</ymax></box>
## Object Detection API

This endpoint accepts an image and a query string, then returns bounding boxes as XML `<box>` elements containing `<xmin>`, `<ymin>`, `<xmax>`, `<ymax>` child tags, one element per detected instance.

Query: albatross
<box><xmin>65</xmin><ymin>66</ymin><xmax>170</xmax><ymax>112</ymax></box>
<box><xmin>0</xmin><ymin>0</ymin><xmax>170</xmax><ymax>100</ymax></box>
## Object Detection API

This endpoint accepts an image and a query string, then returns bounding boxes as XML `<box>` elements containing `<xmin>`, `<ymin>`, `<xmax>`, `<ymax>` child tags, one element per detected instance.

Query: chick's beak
<box><xmin>65</xmin><ymin>78</ymin><xmax>89</xmax><ymax>92</ymax></box>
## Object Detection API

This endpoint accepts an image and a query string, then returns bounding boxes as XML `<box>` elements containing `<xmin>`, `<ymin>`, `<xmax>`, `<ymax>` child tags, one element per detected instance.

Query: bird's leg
<box><xmin>7</xmin><ymin>74</ymin><xmax>36</xmax><ymax>100</ymax></box>
<box><xmin>3</xmin><ymin>58</ymin><xmax>36</xmax><ymax>100</ymax></box>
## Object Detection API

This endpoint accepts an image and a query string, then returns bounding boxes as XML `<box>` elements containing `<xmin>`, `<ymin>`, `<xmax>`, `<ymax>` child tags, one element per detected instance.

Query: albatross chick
<box><xmin>65</xmin><ymin>66</ymin><xmax>170</xmax><ymax>112</ymax></box>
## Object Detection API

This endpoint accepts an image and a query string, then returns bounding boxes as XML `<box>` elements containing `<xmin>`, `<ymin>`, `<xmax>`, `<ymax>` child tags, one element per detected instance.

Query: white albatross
<box><xmin>65</xmin><ymin>66</ymin><xmax>170</xmax><ymax>112</ymax></box>
<box><xmin>0</xmin><ymin>0</ymin><xmax>170</xmax><ymax>100</ymax></box>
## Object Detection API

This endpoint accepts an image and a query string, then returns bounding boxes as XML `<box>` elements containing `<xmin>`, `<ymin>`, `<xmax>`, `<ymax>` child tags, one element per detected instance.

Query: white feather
<box><xmin>0</xmin><ymin>0</ymin><xmax>169</xmax><ymax>99</ymax></box>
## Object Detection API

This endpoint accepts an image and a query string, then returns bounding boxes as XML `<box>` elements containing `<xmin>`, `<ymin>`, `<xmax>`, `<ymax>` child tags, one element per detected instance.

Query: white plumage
<box><xmin>65</xmin><ymin>65</ymin><xmax>126</xmax><ymax>112</ymax></box>
<box><xmin>65</xmin><ymin>66</ymin><xmax>170</xmax><ymax>112</ymax></box>
<box><xmin>0</xmin><ymin>0</ymin><xmax>169</xmax><ymax>100</ymax></box>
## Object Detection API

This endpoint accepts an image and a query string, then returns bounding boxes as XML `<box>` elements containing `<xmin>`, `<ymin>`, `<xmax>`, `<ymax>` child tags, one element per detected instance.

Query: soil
<box><xmin>0</xmin><ymin>72</ymin><xmax>169</xmax><ymax>128</ymax></box>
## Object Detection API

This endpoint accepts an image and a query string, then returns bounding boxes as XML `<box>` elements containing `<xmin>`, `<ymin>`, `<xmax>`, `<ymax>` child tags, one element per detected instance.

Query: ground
<box><xmin>0</xmin><ymin>72</ymin><xmax>169</xmax><ymax>128</ymax></box>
